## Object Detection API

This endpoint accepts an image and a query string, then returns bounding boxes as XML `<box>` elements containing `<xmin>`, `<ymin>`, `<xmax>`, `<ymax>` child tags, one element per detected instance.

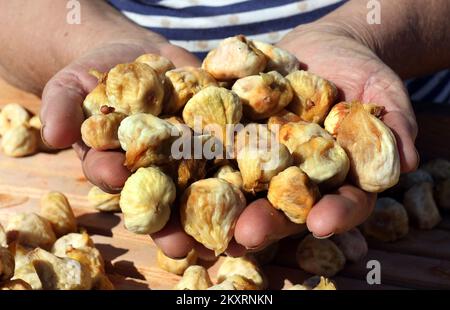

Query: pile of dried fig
<box><xmin>0</xmin><ymin>192</ymin><xmax>113</xmax><ymax>290</ymax></box>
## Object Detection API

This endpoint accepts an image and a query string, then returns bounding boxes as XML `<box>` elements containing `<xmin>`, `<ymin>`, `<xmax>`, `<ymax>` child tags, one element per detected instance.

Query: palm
<box><xmin>278</xmin><ymin>29</ymin><xmax>417</xmax><ymax>172</ymax></box>
<box><xmin>41</xmin><ymin>41</ymin><xmax>200</xmax><ymax>192</ymax></box>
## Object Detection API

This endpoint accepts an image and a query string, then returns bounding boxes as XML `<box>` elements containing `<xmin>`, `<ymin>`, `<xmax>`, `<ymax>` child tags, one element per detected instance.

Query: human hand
<box><xmin>153</xmin><ymin>24</ymin><xmax>419</xmax><ymax>260</ymax></box>
<box><xmin>40</xmin><ymin>40</ymin><xmax>200</xmax><ymax>193</ymax></box>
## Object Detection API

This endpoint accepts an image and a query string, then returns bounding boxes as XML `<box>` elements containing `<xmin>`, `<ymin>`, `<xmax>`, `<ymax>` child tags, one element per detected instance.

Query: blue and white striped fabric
<box><xmin>107</xmin><ymin>0</ymin><xmax>450</xmax><ymax>103</ymax></box>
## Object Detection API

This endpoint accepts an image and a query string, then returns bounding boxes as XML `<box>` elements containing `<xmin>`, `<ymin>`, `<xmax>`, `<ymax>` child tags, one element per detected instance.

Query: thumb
<box><xmin>40</xmin><ymin>69</ymin><xmax>93</xmax><ymax>149</ymax></box>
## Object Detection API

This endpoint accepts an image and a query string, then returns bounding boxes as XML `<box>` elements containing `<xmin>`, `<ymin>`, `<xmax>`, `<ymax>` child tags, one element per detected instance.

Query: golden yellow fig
<box><xmin>180</xmin><ymin>178</ymin><xmax>246</xmax><ymax>255</ymax></box>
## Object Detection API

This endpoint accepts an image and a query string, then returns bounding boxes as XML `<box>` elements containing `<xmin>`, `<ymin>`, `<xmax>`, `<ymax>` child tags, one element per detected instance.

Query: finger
<box><xmin>361</xmin><ymin>68</ymin><xmax>419</xmax><ymax>173</ymax></box>
<box><xmin>383</xmin><ymin>111</ymin><xmax>419</xmax><ymax>173</ymax></box>
<box><xmin>151</xmin><ymin>213</ymin><xmax>195</xmax><ymax>259</ymax></box>
<box><xmin>40</xmin><ymin>71</ymin><xmax>90</xmax><ymax>149</ymax></box>
<box><xmin>158</xmin><ymin>43</ymin><xmax>202</xmax><ymax>67</ymax></box>
<box><xmin>234</xmin><ymin>199</ymin><xmax>306</xmax><ymax>251</ymax></box>
<box><xmin>82</xmin><ymin>149</ymin><xmax>131</xmax><ymax>193</ymax></box>
<box><xmin>306</xmin><ymin>185</ymin><xmax>376</xmax><ymax>238</ymax></box>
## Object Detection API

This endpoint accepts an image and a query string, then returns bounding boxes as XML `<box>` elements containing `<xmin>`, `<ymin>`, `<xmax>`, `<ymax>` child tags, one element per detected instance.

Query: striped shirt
<box><xmin>107</xmin><ymin>0</ymin><xmax>450</xmax><ymax>103</ymax></box>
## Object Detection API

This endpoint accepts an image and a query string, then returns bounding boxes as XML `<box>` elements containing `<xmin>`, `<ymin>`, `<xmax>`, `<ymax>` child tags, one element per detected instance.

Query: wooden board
<box><xmin>1</xmin><ymin>77</ymin><xmax>450</xmax><ymax>290</ymax></box>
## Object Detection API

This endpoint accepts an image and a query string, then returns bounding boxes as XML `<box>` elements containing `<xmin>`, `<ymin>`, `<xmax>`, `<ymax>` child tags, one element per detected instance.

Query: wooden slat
<box><xmin>341</xmin><ymin>249</ymin><xmax>450</xmax><ymax>290</ymax></box>
<box><xmin>108</xmin><ymin>274</ymin><xmax>151</xmax><ymax>290</ymax></box>
<box><xmin>368</xmin><ymin>228</ymin><xmax>450</xmax><ymax>261</ymax></box>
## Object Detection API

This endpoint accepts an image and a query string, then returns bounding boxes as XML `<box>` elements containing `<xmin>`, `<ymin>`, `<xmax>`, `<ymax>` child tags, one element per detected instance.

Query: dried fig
<box><xmin>335</xmin><ymin>102</ymin><xmax>400</xmax><ymax>192</ymax></box>
<box><xmin>173</xmin><ymin>265</ymin><xmax>212</xmax><ymax>290</ymax></box>
<box><xmin>180</xmin><ymin>178</ymin><xmax>246</xmax><ymax>255</ymax></box>
<box><xmin>40</xmin><ymin>191</ymin><xmax>77</xmax><ymax>237</ymax></box>
<box><xmin>202</xmin><ymin>35</ymin><xmax>267</xmax><ymax>80</ymax></box>
<box><xmin>164</xmin><ymin>67</ymin><xmax>218</xmax><ymax>114</ymax></box>
<box><xmin>157</xmin><ymin>249</ymin><xmax>197</xmax><ymax>276</ymax></box>
<box><xmin>105</xmin><ymin>62</ymin><xmax>164</xmax><ymax>115</ymax></box>
<box><xmin>217</xmin><ymin>256</ymin><xmax>267</xmax><ymax>290</ymax></box>
<box><xmin>252</xmin><ymin>40</ymin><xmax>300</xmax><ymax>75</ymax></box>
<box><xmin>403</xmin><ymin>183</ymin><xmax>441</xmax><ymax>230</ymax></box>
<box><xmin>120</xmin><ymin>167</ymin><xmax>176</xmax><ymax>234</ymax></box>
<box><xmin>296</xmin><ymin>234</ymin><xmax>346</xmax><ymax>277</ymax></box>
<box><xmin>232</xmin><ymin>71</ymin><xmax>293</xmax><ymax>120</ymax></box>
<box><xmin>81</xmin><ymin>112</ymin><xmax>126</xmax><ymax>150</ymax></box>
<box><xmin>362</xmin><ymin>197</ymin><xmax>409</xmax><ymax>242</ymax></box>
<box><xmin>182</xmin><ymin>86</ymin><xmax>242</xmax><ymax>144</ymax></box>
<box><xmin>267</xmin><ymin>166</ymin><xmax>320</xmax><ymax>224</ymax></box>
<box><xmin>118</xmin><ymin>113</ymin><xmax>180</xmax><ymax>171</ymax></box>
<box><xmin>286</xmin><ymin>70</ymin><xmax>337</xmax><ymax>124</ymax></box>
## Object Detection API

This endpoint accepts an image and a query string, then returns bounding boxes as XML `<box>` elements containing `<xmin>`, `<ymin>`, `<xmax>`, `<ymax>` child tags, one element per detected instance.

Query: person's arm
<box><xmin>300</xmin><ymin>0</ymin><xmax>450</xmax><ymax>79</ymax></box>
<box><xmin>0</xmin><ymin>0</ymin><xmax>167</xmax><ymax>94</ymax></box>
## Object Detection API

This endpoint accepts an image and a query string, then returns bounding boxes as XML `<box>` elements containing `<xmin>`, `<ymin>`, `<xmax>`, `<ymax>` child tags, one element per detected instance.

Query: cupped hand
<box><xmin>40</xmin><ymin>40</ymin><xmax>200</xmax><ymax>193</ymax></box>
<box><xmin>153</xmin><ymin>26</ymin><xmax>419</xmax><ymax>260</ymax></box>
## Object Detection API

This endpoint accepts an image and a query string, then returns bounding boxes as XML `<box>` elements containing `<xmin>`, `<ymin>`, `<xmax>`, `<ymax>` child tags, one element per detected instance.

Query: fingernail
<box><xmin>40</xmin><ymin>125</ymin><xmax>52</xmax><ymax>149</ymax></box>
<box><xmin>312</xmin><ymin>232</ymin><xmax>334</xmax><ymax>239</ymax></box>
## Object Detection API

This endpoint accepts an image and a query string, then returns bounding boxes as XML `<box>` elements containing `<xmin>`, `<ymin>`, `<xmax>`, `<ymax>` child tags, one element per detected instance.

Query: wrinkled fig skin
<box><xmin>6</xmin><ymin>213</ymin><xmax>56</xmax><ymax>250</ymax></box>
<box><xmin>214</xmin><ymin>165</ymin><xmax>244</xmax><ymax>192</ymax></box>
<box><xmin>435</xmin><ymin>179</ymin><xmax>450</xmax><ymax>210</ymax></box>
<box><xmin>174</xmin><ymin>265</ymin><xmax>213</xmax><ymax>290</ymax></box>
<box><xmin>267</xmin><ymin>166</ymin><xmax>320</xmax><ymax>224</ymax></box>
<box><xmin>331</xmin><ymin>228</ymin><xmax>368</xmax><ymax>263</ymax></box>
<box><xmin>1</xmin><ymin>125</ymin><xmax>38</xmax><ymax>157</ymax></box>
<box><xmin>335</xmin><ymin>102</ymin><xmax>400</xmax><ymax>192</ymax></box>
<box><xmin>0</xmin><ymin>103</ymin><xmax>30</xmax><ymax>136</ymax></box>
<box><xmin>252</xmin><ymin>40</ymin><xmax>300</xmax><ymax>75</ymax></box>
<box><xmin>10</xmin><ymin>242</ymin><xmax>42</xmax><ymax>290</ymax></box>
<box><xmin>237</xmin><ymin>143</ymin><xmax>293</xmax><ymax>193</ymax></box>
<box><xmin>157</xmin><ymin>249</ymin><xmax>198</xmax><ymax>276</ymax></box>
<box><xmin>217</xmin><ymin>256</ymin><xmax>267</xmax><ymax>290</ymax></box>
<box><xmin>180</xmin><ymin>178</ymin><xmax>246</xmax><ymax>255</ymax></box>
<box><xmin>362</xmin><ymin>197</ymin><xmax>409</xmax><ymax>242</ymax></box>
<box><xmin>40</xmin><ymin>191</ymin><xmax>77</xmax><ymax>237</ymax></box>
<box><xmin>120</xmin><ymin>167</ymin><xmax>176</xmax><ymax>234</ymax></box>
<box><xmin>182</xmin><ymin>86</ymin><xmax>242</xmax><ymax>144</ymax></box>
<box><xmin>296</xmin><ymin>234</ymin><xmax>346</xmax><ymax>277</ymax></box>
<box><xmin>65</xmin><ymin>246</ymin><xmax>109</xmax><ymax>289</ymax></box>
<box><xmin>134</xmin><ymin>53</ymin><xmax>175</xmax><ymax>79</ymax></box>
<box><xmin>286</xmin><ymin>70</ymin><xmax>337</xmax><ymax>124</ymax></box>
<box><xmin>82</xmin><ymin>84</ymin><xmax>109</xmax><ymax>118</ymax></box>
<box><xmin>403</xmin><ymin>183</ymin><xmax>442</xmax><ymax>230</ymax></box>
<box><xmin>106</xmin><ymin>62</ymin><xmax>165</xmax><ymax>116</ymax></box>
<box><xmin>87</xmin><ymin>186</ymin><xmax>121</xmax><ymax>212</ymax></box>
<box><xmin>202</xmin><ymin>35</ymin><xmax>267</xmax><ymax>80</ymax></box>
<box><xmin>324</xmin><ymin>102</ymin><xmax>384</xmax><ymax>136</ymax></box>
<box><xmin>81</xmin><ymin>112</ymin><xmax>126</xmax><ymax>150</ymax></box>
<box><xmin>30</xmin><ymin>248</ymin><xmax>92</xmax><ymax>290</ymax></box>
<box><xmin>118</xmin><ymin>113</ymin><xmax>179</xmax><ymax>171</ymax></box>
<box><xmin>293</xmin><ymin>136</ymin><xmax>350</xmax><ymax>190</ymax></box>
<box><xmin>51</xmin><ymin>232</ymin><xmax>94</xmax><ymax>257</ymax></box>
<box><xmin>232</xmin><ymin>71</ymin><xmax>293</xmax><ymax>120</ymax></box>
<box><xmin>164</xmin><ymin>67</ymin><xmax>218</xmax><ymax>114</ymax></box>
<box><xmin>278</xmin><ymin>122</ymin><xmax>349</xmax><ymax>189</ymax></box>
<box><xmin>267</xmin><ymin>109</ymin><xmax>302</xmax><ymax>132</ymax></box>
